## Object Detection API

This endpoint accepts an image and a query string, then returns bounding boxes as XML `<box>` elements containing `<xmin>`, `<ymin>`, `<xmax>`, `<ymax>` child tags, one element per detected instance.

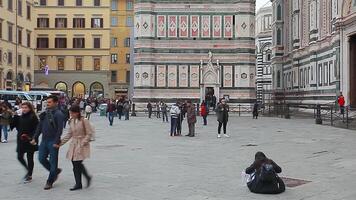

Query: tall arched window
<box><xmin>277</xmin><ymin>28</ymin><xmax>282</xmax><ymax>45</ymax></box>
<box><xmin>72</xmin><ymin>82</ymin><xmax>85</xmax><ymax>98</ymax></box>
<box><xmin>55</xmin><ymin>82</ymin><xmax>68</xmax><ymax>93</ymax></box>
<box><xmin>277</xmin><ymin>4</ymin><xmax>282</xmax><ymax>20</ymax></box>
<box><xmin>277</xmin><ymin>70</ymin><xmax>281</xmax><ymax>87</ymax></box>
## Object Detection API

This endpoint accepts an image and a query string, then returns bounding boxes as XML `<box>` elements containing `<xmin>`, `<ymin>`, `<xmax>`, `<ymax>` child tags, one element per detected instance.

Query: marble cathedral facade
<box><xmin>132</xmin><ymin>0</ymin><xmax>256</xmax><ymax>104</ymax></box>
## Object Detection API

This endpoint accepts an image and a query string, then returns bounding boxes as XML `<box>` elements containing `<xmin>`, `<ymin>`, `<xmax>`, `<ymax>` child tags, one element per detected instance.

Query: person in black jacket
<box><xmin>11</xmin><ymin>102</ymin><xmax>39</xmax><ymax>183</ymax></box>
<box><xmin>245</xmin><ymin>152</ymin><xmax>285</xmax><ymax>194</ymax></box>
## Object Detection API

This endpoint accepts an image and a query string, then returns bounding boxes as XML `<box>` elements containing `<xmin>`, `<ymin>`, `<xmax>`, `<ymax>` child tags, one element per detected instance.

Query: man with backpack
<box><xmin>245</xmin><ymin>152</ymin><xmax>285</xmax><ymax>194</ymax></box>
<box><xmin>31</xmin><ymin>95</ymin><xmax>65</xmax><ymax>190</ymax></box>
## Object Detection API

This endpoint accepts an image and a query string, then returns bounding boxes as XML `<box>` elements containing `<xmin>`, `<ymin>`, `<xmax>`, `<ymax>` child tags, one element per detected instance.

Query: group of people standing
<box><xmin>147</xmin><ymin>101</ymin><xmax>169</xmax><ymax>122</ymax></box>
<box><xmin>3</xmin><ymin>95</ymin><xmax>94</xmax><ymax>191</ymax></box>
<box><xmin>106</xmin><ymin>98</ymin><xmax>131</xmax><ymax>126</ymax></box>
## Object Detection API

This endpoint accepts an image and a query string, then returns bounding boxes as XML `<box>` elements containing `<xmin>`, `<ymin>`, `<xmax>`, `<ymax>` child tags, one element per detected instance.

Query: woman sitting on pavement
<box><xmin>245</xmin><ymin>151</ymin><xmax>285</xmax><ymax>194</ymax></box>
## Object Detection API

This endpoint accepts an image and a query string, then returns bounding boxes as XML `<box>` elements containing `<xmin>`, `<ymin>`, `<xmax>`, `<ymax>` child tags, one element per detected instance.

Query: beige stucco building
<box><xmin>33</xmin><ymin>0</ymin><xmax>111</xmax><ymax>98</ymax></box>
<box><xmin>0</xmin><ymin>0</ymin><xmax>35</xmax><ymax>90</ymax></box>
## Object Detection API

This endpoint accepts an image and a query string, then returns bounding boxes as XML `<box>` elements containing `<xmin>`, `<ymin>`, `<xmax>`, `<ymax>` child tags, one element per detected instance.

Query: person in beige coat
<box><xmin>60</xmin><ymin>105</ymin><xmax>94</xmax><ymax>191</ymax></box>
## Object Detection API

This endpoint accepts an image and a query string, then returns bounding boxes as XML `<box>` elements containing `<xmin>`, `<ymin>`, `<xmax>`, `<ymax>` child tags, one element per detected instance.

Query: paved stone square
<box><xmin>1</xmin><ymin>114</ymin><xmax>356</xmax><ymax>200</ymax></box>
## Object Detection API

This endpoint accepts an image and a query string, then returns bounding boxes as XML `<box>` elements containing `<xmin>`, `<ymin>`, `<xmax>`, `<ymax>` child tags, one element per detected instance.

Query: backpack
<box><xmin>259</xmin><ymin>163</ymin><xmax>277</xmax><ymax>182</ymax></box>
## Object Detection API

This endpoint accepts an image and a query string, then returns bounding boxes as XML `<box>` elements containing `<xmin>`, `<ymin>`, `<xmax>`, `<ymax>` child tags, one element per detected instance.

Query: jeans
<box><xmin>118</xmin><ymin>112</ymin><xmax>123</xmax><ymax>120</ymax></box>
<box><xmin>203</xmin><ymin>116</ymin><xmax>207</xmax><ymax>125</ymax></box>
<box><xmin>218</xmin><ymin>121</ymin><xmax>228</xmax><ymax>134</ymax></box>
<box><xmin>0</xmin><ymin>125</ymin><xmax>8</xmax><ymax>141</ymax></box>
<box><xmin>125</xmin><ymin>111</ymin><xmax>129</xmax><ymax>120</ymax></box>
<box><xmin>188</xmin><ymin>123</ymin><xmax>195</xmax><ymax>136</ymax></box>
<box><xmin>38</xmin><ymin>140</ymin><xmax>59</xmax><ymax>184</ymax></box>
<box><xmin>162</xmin><ymin>112</ymin><xmax>168</xmax><ymax>122</ymax></box>
<box><xmin>170</xmin><ymin>117</ymin><xmax>178</xmax><ymax>136</ymax></box>
<box><xmin>108</xmin><ymin>112</ymin><xmax>115</xmax><ymax>126</ymax></box>
<box><xmin>18</xmin><ymin>151</ymin><xmax>34</xmax><ymax>177</ymax></box>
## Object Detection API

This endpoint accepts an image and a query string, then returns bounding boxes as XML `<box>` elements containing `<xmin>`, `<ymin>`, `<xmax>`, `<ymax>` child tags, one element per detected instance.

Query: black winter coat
<box><xmin>11</xmin><ymin>112</ymin><xmax>39</xmax><ymax>153</ymax></box>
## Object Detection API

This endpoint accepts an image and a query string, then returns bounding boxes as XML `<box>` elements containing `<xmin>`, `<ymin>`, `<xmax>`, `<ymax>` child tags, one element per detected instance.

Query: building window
<box><xmin>73</xmin><ymin>18</ymin><xmax>85</xmax><ymax>28</ymax></box>
<box><xmin>111</xmin><ymin>37</ymin><xmax>117</xmax><ymax>47</ymax></box>
<box><xmin>277</xmin><ymin>4</ymin><xmax>282</xmax><ymax>20</ymax></box>
<box><xmin>37</xmin><ymin>18</ymin><xmax>49</xmax><ymax>28</ymax></box>
<box><xmin>57</xmin><ymin>57</ymin><xmax>64</xmax><ymax>70</ymax></box>
<box><xmin>126</xmin><ymin>0</ymin><xmax>133</xmax><ymax>10</ymax></box>
<box><xmin>17</xmin><ymin>28</ymin><xmax>22</xmax><ymax>45</ymax></box>
<box><xmin>93</xmin><ymin>38</ymin><xmax>100</xmax><ymax>48</ymax></box>
<box><xmin>26</xmin><ymin>31</ymin><xmax>30</xmax><ymax>47</ymax></box>
<box><xmin>55</xmin><ymin>38</ymin><xmax>67</xmax><ymax>48</ymax></box>
<box><xmin>58</xmin><ymin>0</ymin><xmax>64</xmax><ymax>6</ymax></box>
<box><xmin>8</xmin><ymin>0</ymin><xmax>13</xmax><ymax>11</ymax></box>
<box><xmin>26</xmin><ymin>3</ymin><xmax>30</xmax><ymax>19</ymax></box>
<box><xmin>126</xmin><ymin>53</ymin><xmax>130</xmax><ymax>64</ymax></box>
<box><xmin>94</xmin><ymin>58</ymin><xmax>100</xmax><ymax>71</ymax></box>
<box><xmin>94</xmin><ymin>0</ymin><xmax>100</xmax><ymax>6</ymax></box>
<box><xmin>76</xmin><ymin>0</ymin><xmax>82</xmax><ymax>6</ymax></box>
<box><xmin>277</xmin><ymin>70</ymin><xmax>281</xmax><ymax>87</ymax></box>
<box><xmin>39</xmin><ymin>57</ymin><xmax>46</xmax><ymax>69</ymax></box>
<box><xmin>126</xmin><ymin>71</ymin><xmax>130</xmax><ymax>83</ymax></box>
<box><xmin>75</xmin><ymin>58</ymin><xmax>82</xmax><ymax>70</ymax></box>
<box><xmin>111</xmin><ymin>17</ymin><xmax>118</xmax><ymax>26</ymax></box>
<box><xmin>111</xmin><ymin>0</ymin><xmax>118</xmax><ymax>10</ymax></box>
<box><xmin>0</xmin><ymin>49</ymin><xmax>2</xmax><ymax>64</ymax></box>
<box><xmin>91</xmin><ymin>18</ymin><xmax>103</xmax><ymax>28</ymax></box>
<box><xmin>8</xmin><ymin>24</ymin><xmax>13</xmax><ymax>42</ymax></box>
<box><xmin>126</xmin><ymin>16</ymin><xmax>133</xmax><ymax>26</ymax></box>
<box><xmin>8</xmin><ymin>51</ymin><xmax>12</xmax><ymax>65</ymax></box>
<box><xmin>124</xmin><ymin>37</ymin><xmax>130</xmax><ymax>47</ymax></box>
<box><xmin>0</xmin><ymin>0</ymin><xmax>3</xmax><ymax>7</ymax></box>
<box><xmin>39</xmin><ymin>0</ymin><xmax>46</xmax><ymax>6</ymax></box>
<box><xmin>17</xmin><ymin>0</ymin><xmax>22</xmax><ymax>16</ymax></box>
<box><xmin>26</xmin><ymin>56</ymin><xmax>30</xmax><ymax>68</ymax></box>
<box><xmin>276</xmin><ymin>28</ymin><xmax>282</xmax><ymax>45</ymax></box>
<box><xmin>37</xmin><ymin>38</ymin><xmax>49</xmax><ymax>48</ymax></box>
<box><xmin>18</xmin><ymin>54</ymin><xmax>22</xmax><ymax>66</ymax></box>
<box><xmin>111</xmin><ymin>71</ymin><xmax>117</xmax><ymax>82</ymax></box>
<box><xmin>0</xmin><ymin>21</ymin><xmax>2</xmax><ymax>39</ymax></box>
<box><xmin>73</xmin><ymin>38</ymin><xmax>85</xmax><ymax>48</ymax></box>
<box><xmin>111</xmin><ymin>54</ymin><xmax>117</xmax><ymax>64</ymax></box>
<box><xmin>55</xmin><ymin>18</ymin><xmax>67</xmax><ymax>28</ymax></box>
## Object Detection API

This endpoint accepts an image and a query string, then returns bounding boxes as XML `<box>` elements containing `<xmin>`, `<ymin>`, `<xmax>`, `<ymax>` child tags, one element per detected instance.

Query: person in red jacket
<box><xmin>338</xmin><ymin>92</ymin><xmax>345</xmax><ymax>115</ymax></box>
<box><xmin>200</xmin><ymin>101</ymin><xmax>208</xmax><ymax>126</ymax></box>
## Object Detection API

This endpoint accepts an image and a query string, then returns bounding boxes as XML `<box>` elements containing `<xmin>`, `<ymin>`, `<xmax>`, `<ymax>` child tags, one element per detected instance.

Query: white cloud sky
<box><xmin>256</xmin><ymin>0</ymin><xmax>271</xmax><ymax>10</ymax></box>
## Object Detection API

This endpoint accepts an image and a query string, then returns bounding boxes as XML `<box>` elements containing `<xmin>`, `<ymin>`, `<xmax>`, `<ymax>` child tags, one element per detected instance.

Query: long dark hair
<box><xmin>69</xmin><ymin>105</ymin><xmax>82</xmax><ymax>120</ymax></box>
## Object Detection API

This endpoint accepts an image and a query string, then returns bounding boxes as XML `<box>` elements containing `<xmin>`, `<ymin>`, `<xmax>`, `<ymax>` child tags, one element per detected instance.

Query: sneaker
<box><xmin>224</xmin><ymin>134</ymin><xmax>230</xmax><ymax>138</ymax></box>
<box><xmin>44</xmin><ymin>182</ymin><xmax>53</xmax><ymax>190</ymax></box>
<box><xmin>2</xmin><ymin>140</ymin><xmax>8</xmax><ymax>143</ymax></box>
<box><xmin>23</xmin><ymin>176</ymin><xmax>32</xmax><ymax>184</ymax></box>
<box><xmin>217</xmin><ymin>134</ymin><xmax>221</xmax><ymax>138</ymax></box>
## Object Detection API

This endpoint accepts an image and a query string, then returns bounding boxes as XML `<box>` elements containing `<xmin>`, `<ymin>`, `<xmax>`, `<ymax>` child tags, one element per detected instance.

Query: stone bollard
<box><xmin>315</xmin><ymin>104</ymin><xmax>322</xmax><ymax>124</ymax></box>
<box><xmin>131</xmin><ymin>103</ymin><xmax>137</xmax><ymax>116</ymax></box>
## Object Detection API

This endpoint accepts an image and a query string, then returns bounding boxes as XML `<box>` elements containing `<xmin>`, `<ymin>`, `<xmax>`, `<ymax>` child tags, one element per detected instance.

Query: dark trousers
<box><xmin>38</xmin><ymin>140</ymin><xmax>59</xmax><ymax>184</ymax></box>
<box><xmin>118</xmin><ymin>111</ymin><xmax>123</xmax><ymax>120</ymax></box>
<box><xmin>188</xmin><ymin>123</ymin><xmax>195</xmax><ymax>136</ymax></box>
<box><xmin>218</xmin><ymin>121</ymin><xmax>228</xmax><ymax>134</ymax></box>
<box><xmin>157</xmin><ymin>111</ymin><xmax>161</xmax><ymax>118</ymax></box>
<box><xmin>162</xmin><ymin>112</ymin><xmax>168</xmax><ymax>122</ymax></box>
<box><xmin>176</xmin><ymin>118</ymin><xmax>182</xmax><ymax>135</ymax></box>
<box><xmin>340</xmin><ymin>106</ymin><xmax>345</xmax><ymax>115</ymax></box>
<box><xmin>72</xmin><ymin>160</ymin><xmax>90</xmax><ymax>187</ymax></box>
<box><xmin>108</xmin><ymin>112</ymin><xmax>114</xmax><ymax>126</ymax></box>
<box><xmin>148</xmin><ymin>110</ymin><xmax>152</xmax><ymax>118</ymax></box>
<box><xmin>85</xmin><ymin>113</ymin><xmax>91</xmax><ymax>120</ymax></box>
<box><xmin>125</xmin><ymin>111</ymin><xmax>129</xmax><ymax>120</ymax></box>
<box><xmin>18</xmin><ymin>151</ymin><xmax>34</xmax><ymax>177</ymax></box>
<box><xmin>203</xmin><ymin>115</ymin><xmax>207</xmax><ymax>125</ymax></box>
<box><xmin>170</xmin><ymin>117</ymin><xmax>178</xmax><ymax>136</ymax></box>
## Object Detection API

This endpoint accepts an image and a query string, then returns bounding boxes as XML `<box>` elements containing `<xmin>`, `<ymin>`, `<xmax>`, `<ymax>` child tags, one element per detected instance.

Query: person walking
<box><xmin>169</xmin><ymin>103</ymin><xmax>181</xmax><ymax>137</ymax></box>
<box><xmin>161</xmin><ymin>102</ymin><xmax>169</xmax><ymax>122</ymax></box>
<box><xmin>156</xmin><ymin>102</ymin><xmax>161</xmax><ymax>118</ymax></box>
<box><xmin>10</xmin><ymin>102</ymin><xmax>39</xmax><ymax>183</ymax></box>
<box><xmin>147</xmin><ymin>102</ymin><xmax>153</xmax><ymax>118</ymax></box>
<box><xmin>216</xmin><ymin>99</ymin><xmax>230</xmax><ymax>138</ymax></box>
<box><xmin>31</xmin><ymin>95</ymin><xmax>65</xmax><ymax>190</ymax></box>
<box><xmin>253</xmin><ymin>102</ymin><xmax>259</xmax><ymax>119</ymax></box>
<box><xmin>186</xmin><ymin>101</ymin><xmax>197</xmax><ymax>137</ymax></box>
<box><xmin>123</xmin><ymin>101</ymin><xmax>130</xmax><ymax>120</ymax></box>
<box><xmin>60</xmin><ymin>105</ymin><xmax>93</xmax><ymax>191</ymax></box>
<box><xmin>116</xmin><ymin>101</ymin><xmax>124</xmax><ymax>120</ymax></box>
<box><xmin>106</xmin><ymin>100</ymin><xmax>116</xmax><ymax>126</ymax></box>
<box><xmin>0</xmin><ymin>104</ymin><xmax>13</xmax><ymax>143</ymax></box>
<box><xmin>200</xmin><ymin>101</ymin><xmax>208</xmax><ymax>126</ymax></box>
<box><xmin>85</xmin><ymin>104</ymin><xmax>92</xmax><ymax>120</ymax></box>
<box><xmin>338</xmin><ymin>92</ymin><xmax>345</xmax><ymax>115</ymax></box>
